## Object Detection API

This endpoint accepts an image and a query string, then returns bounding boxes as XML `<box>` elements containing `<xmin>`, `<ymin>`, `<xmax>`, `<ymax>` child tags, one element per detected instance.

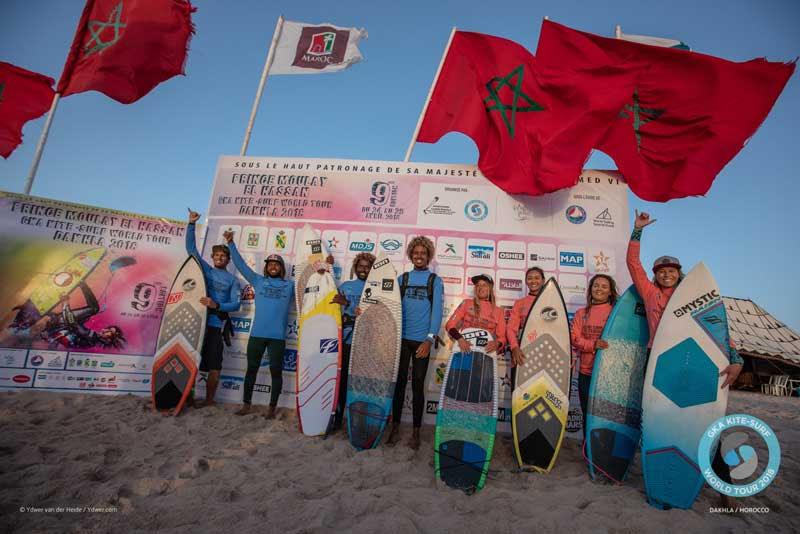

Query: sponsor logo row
<box><xmin>216</xmin><ymin>222</ymin><xmax>616</xmax><ymax>274</ymax></box>
<box><xmin>0</xmin><ymin>349</ymin><xmax>152</xmax><ymax>373</ymax></box>
<box><xmin>0</xmin><ymin>369</ymin><xmax>153</xmax><ymax>392</ymax></box>
<box><xmin>435</xmin><ymin>241</ymin><xmax>616</xmax><ymax>274</ymax></box>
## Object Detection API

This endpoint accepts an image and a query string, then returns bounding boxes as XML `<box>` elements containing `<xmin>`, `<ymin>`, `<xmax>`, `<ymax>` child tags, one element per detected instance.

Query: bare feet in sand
<box><xmin>409</xmin><ymin>427</ymin><xmax>421</xmax><ymax>450</ymax></box>
<box><xmin>195</xmin><ymin>399</ymin><xmax>216</xmax><ymax>409</ymax></box>
<box><xmin>385</xmin><ymin>424</ymin><xmax>400</xmax><ymax>446</ymax></box>
<box><xmin>264</xmin><ymin>405</ymin><xmax>277</xmax><ymax>420</ymax></box>
<box><xmin>235</xmin><ymin>404</ymin><xmax>252</xmax><ymax>416</ymax></box>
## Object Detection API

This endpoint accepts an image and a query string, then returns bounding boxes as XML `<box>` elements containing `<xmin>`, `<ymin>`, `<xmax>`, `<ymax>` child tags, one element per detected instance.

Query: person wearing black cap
<box><xmin>224</xmin><ymin>230</ymin><xmax>295</xmax><ymax>419</ymax></box>
<box><xmin>445</xmin><ymin>273</ymin><xmax>507</xmax><ymax>355</ymax></box>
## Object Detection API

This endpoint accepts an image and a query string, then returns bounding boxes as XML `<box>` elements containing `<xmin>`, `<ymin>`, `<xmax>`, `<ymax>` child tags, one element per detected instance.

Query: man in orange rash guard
<box><xmin>445</xmin><ymin>274</ymin><xmax>507</xmax><ymax>354</ymax></box>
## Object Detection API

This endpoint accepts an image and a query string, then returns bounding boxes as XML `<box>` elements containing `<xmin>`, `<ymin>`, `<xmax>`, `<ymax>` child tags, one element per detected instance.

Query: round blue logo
<box><xmin>698</xmin><ymin>414</ymin><xmax>780</xmax><ymax>497</ymax></box>
<box><xmin>465</xmin><ymin>200</ymin><xmax>488</xmax><ymax>221</ymax></box>
<box><xmin>565</xmin><ymin>205</ymin><xmax>587</xmax><ymax>224</ymax></box>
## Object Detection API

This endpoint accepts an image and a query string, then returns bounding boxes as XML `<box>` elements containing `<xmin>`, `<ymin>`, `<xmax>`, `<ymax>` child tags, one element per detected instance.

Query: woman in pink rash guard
<box><xmin>571</xmin><ymin>274</ymin><xmax>618</xmax><ymax>438</ymax></box>
<box><xmin>445</xmin><ymin>274</ymin><xmax>507</xmax><ymax>355</ymax></box>
<box><xmin>628</xmin><ymin>209</ymin><xmax>743</xmax><ymax>507</ymax></box>
<box><xmin>506</xmin><ymin>267</ymin><xmax>545</xmax><ymax>389</ymax></box>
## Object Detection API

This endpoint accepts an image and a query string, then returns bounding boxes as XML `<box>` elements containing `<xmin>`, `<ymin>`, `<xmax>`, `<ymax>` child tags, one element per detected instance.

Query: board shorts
<box><xmin>199</xmin><ymin>326</ymin><xmax>224</xmax><ymax>372</ymax></box>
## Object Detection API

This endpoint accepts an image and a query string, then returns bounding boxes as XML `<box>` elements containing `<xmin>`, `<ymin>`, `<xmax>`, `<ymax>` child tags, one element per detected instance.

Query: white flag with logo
<box><xmin>618</xmin><ymin>31</ymin><xmax>689</xmax><ymax>50</ymax></box>
<box><xmin>270</xmin><ymin>20</ymin><xmax>367</xmax><ymax>75</ymax></box>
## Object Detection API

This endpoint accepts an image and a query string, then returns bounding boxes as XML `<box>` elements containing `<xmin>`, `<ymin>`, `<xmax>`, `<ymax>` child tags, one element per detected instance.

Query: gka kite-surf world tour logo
<box><xmin>699</xmin><ymin>414</ymin><xmax>780</xmax><ymax>498</ymax></box>
<box><xmin>292</xmin><ymin>26</ymin><xmax>351</xmax><ymax>69</ymax></box>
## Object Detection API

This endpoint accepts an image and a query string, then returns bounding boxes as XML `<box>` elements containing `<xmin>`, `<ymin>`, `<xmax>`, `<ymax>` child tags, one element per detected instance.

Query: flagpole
<box><xmin>23</xmin><ymin>92</ymin><xmax>60</xmax><ymax>196</ymax></box>
<box><xmin>240</xmin><ymin>15</ymin><xmax>285</xmax><ymax>156</ymax></box>
<box><xmin>403</xmin><ymin>27</ymin><xmax>457</xmax><ymax>162</ymax></box>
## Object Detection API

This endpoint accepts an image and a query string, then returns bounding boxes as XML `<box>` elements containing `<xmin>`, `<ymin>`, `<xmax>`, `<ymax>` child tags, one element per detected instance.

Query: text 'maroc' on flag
<box><xmin>270</xmin><ymin>20</ymin><xmax>367</xmax><ymax>75</ymax></box>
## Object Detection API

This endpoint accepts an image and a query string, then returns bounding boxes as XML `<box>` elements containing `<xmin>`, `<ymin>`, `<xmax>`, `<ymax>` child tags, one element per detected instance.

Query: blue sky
<box><xmin>1</xmin><ymin>0</ymin><xmax>798</xmax><ymax>329</ymax></box>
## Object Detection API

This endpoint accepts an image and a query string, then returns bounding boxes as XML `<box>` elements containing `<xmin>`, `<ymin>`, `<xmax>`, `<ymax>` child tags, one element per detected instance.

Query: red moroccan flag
<box><xmin>0</xmin><ymin>62</ymin><xmax>55</xmax><ymax>158</ymax></box>
<box><xmin>417</xmin><ymin>31</ymin><xmax>637</xmax><ymax>195</ymax></box>
<box><xmin>536</xmin><ymin>20</ymin><xmax>795</xmax><ymax>201</ymax></box>
<box><xmin>57</xmin><ymin>0</ymin><xmax>195</xmax><ymax>104</ymax></box>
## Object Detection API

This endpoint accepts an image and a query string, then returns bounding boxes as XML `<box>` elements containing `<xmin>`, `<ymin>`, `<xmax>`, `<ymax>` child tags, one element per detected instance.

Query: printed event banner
<box><xmin>0</xmin><ymin>192</ymin><xmax>189</xmax><ymax>394</ymax></box>
<box><xmin>203</xmin><ymin>156</ymin><xmax>632</xmax><ymax>432</ymax></box>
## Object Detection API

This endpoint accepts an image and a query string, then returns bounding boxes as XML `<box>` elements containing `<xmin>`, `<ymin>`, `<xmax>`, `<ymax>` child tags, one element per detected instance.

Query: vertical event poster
<box><xmin>0</xmin><ymin>192</ymin><xmax>188</xmax><ymax>394</ymax></box>
<box><xmin>204</xmin><ymin>156</ymin><xmax>631</xmax><ymax>433</ymax></box>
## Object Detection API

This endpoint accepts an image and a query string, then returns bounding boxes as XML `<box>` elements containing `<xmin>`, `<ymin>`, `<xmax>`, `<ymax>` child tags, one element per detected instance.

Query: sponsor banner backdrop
<box><xmin>0</xmin><ymin>192</ymin><xmax>188</xmax><ymax>394</ymax></box>
<box><xmin>206</xmin><ymin>156</ymin><xmax>631</xmax><ymax>432</ymax></box>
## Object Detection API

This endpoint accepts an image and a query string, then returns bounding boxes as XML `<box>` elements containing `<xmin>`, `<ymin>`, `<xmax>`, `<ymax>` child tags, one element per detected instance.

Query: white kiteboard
<box><xmin>295</xmin><ymin>225</ymin><xmax>341</xmax><ymax>436</ymax></box>
<box><xmin>641</xmin><ymin>262</ymin><xmax>731</xmax><ymax>510</ymax></box>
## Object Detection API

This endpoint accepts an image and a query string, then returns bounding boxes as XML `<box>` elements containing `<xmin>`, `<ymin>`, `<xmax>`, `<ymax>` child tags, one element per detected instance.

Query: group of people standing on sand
<box><xmin>183</xmin><ymin>208</ymin><xmax>743</xmax><ymax>462</ymax></box>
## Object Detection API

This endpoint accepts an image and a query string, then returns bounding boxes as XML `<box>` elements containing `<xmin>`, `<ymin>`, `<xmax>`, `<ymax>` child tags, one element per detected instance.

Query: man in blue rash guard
<box><xmin>386</xmin><ymin>236</ymin><xmax>443</xmax><ymax>450</ymax></box>
<box><xmin>186</xmin><ymin>210</ymin><xmax>242</xmax><ymax>407</ymax></box>
<box><xmin>330</xmin><ymin>252</ymin><xmax>376</xmax><ymax>431</ymax></box>
<box><xmin>223</xmin><ymin>230</ymin><xmax>294</xmax><ymax>419</ymax></box>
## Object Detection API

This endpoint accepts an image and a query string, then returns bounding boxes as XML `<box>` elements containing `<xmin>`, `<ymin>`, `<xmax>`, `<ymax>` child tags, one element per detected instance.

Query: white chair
<box><xmin>761</xmin><ymin>375</ymin><xmax>776</xmax><ymax>395</ymax></box>
<box><xmin>772</xmin><ymin>375</ymin><xmax>790</xmax><ymax>396</ymax></box>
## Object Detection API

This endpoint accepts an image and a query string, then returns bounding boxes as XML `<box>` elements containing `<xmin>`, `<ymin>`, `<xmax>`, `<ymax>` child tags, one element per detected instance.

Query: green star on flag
<box><xmin>484</xmin><ymin>65</ymin><xmax>545</xmax><ymax>138</ymax></box>
<box><xmin>619</xmin><ymin>89</ymin><xmax>664</xmax><ymax>151</ymax></box>
<box><xmin>58</xmin><ymin>0</ymin><xmax>196</xmax><ymax>104</ymax></box>
<box><xmin>84</xmin><ymin>0</ymin><xmax>127</xmax><ymax>56</ymax></box>
<box><xmin>417</xmin><ymin>30</ymin><xmax>637</xmax><ymax>196</ymax></box>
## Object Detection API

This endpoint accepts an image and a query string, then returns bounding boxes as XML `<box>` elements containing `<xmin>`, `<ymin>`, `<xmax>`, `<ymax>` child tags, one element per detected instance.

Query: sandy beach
<box><xmin>1</xmin><ymin>389</ymin><xmax>796</xmax><ymax>533</ymax></box>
